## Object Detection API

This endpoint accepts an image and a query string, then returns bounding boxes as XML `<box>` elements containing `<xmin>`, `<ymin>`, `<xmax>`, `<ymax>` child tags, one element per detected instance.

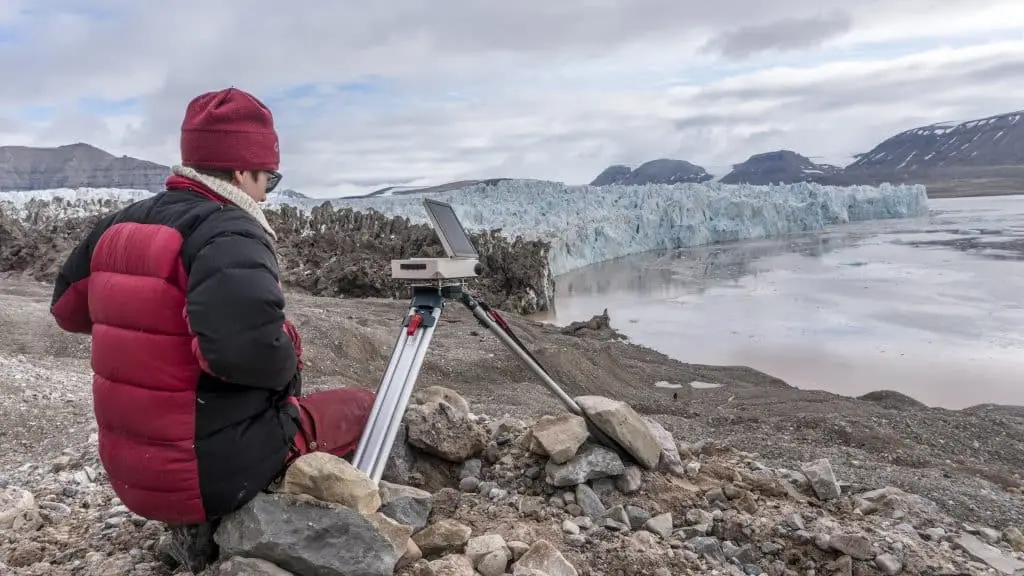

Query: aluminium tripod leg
<box><xmin>352</xmin><ymin>287</ymin><xmax>444</xmax><ymax>483</ymax></box>
<box><xmin>457</xmin><ymin>291</ymin><xmax>634</xmax><ymax>463</ymax></box>
<box><xmin>458</xmin><ymin>292</ymin><xmax>582</xmax><ymax>415</ymax></box>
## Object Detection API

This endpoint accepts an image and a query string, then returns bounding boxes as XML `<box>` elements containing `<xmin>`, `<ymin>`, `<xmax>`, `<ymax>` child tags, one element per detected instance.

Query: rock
<box><xmin>1006</xmin><ymin>527</ymin><xmax>1024</xmax><ymax>552</ymax></box>
<box><xmin>829</xmin><ymin>555</ymin><xmax>853</xmax><ymax>576</ymax></box>
<box><xmin>429</xmin><ymin>488</ymin><xmax>462</xmax><ymax>523</ymax></box>
<box><xmin>603</xmin><ymin>505</ymin><xmax>631</xmax><ymax>529</ymax></box>
<box><xmin>11</xmin><ymin>508</ymin><xmax>42</xmax><ymax>532</ymax></box>
<box><xmin>545</xmin><ymin>443</ymin><xmax>625</xmax><ymax>486</ymax></box>
<box><xmin>217</xmin><ymin>557</ymin><xmax>295</xmax><ymax>575</ymax></box>
<box><xmin>954</xmin><ymin>533</ymin><xmax>1024</xmax><ymax>575</ymax></box>
<box><xmin>5</xmin><ymin>542</ymin><xmax>45</xmax><ymax>567</ymax></box>
<box><xmin>398</xmin><ymin>539</ymin><xmax>422</xmax><ymax>570</ymax></box>
<box><xmin>214</xmin><ymin>493</ymin><xmax>408</xmax><ymax>576</ymax></box>
<box><xmin>458</xmin><ymin>477</ymin><xmax>479</xmax><ymax>492</ymax></box>
<box><xmin>625</xmin><ymin>505</ymin><xmax>651</xmax><ymax>530</ymax></box>
<box><xmin>978</xmin><ymin>526</ymin><xmax>1003</xmax><ymax>543</ymax></box>
<box><xmin>508</xmin><ymin>540</ymin><xmax>531</xmax><ymax>561</ymax></box>
<box><xmin>575</xmin><ymin>396</ymin><xmax>661</xmax><ymax>469</ymax></box>
<box><xmin>466</xmin><ymin>534</ymin><xmax>508</xmax><ymax>564</ymax></box>
<box><xmin>406</xmin><ymin>401</ymin><xmax>489</xmax><ymax>462</ymax></box>
<box><xmin>856</xmin><ymin>486</ymin><xmax>939</xmax><ymax>518</ymax></box>
<box><xmin>479</xmin><ymin>550</ymin><xmax>511</xmax><ymax>576</ymax></box>
<box><xmin>412</xmin><ymin>519</ymin><xmax>473</xmax><ymax>556</ymax></box>
<box><xmin>413</xmin><ymin>386</ymin><xmax>471</xmax><ymax>416</ymax></box>
<box><xmin>458</xmin><ymin>459</ymin><xmax>482</xmax><ymax>480</ymax></box>
<box><xmin>690</xmin><ymin>537</ymin><xmax>725</xmax><ymax>561</ymax></box>
<box><xmin>276</xmin><ymin>452</ymin><xmax>381</xmax><ymax>514</ymax></box>
<box><xmin>643</xmin><ymin>417</ymin><xmax>688</xmax><ymax>477</ymax></box>
<box><xmin>518</xmin><ymin>496</ymin><xmax>546</xmax><ymax>519</ymax></box>
<box><xmin>644</xmin><ymin>513</ymin><xmax>673</xmax><ymax>539</ymax></box>
<box><xmin>574</xmin><ymin>484</ymin><xmax>604</xmax><ymax>519</ymax></box>
<box><xmin>428</xmin><ymin>554</ymin><xmax>475</xmax><ymax>576</ymax></box>
<box><xmin>615</xmin><ymin>466</ymin><xmax>643</xmax><ymax>494</ymax></box>
<box><xmin>382</xmin><ymin>421</ymin><xmax>420</xmax><ymax>485</ymax></box>
<box><xmin>800</xmin><ymin>459</ymin><xmax>841</xmax><ymax>501</ymax></box>
<box><xmin>379</xmin><ymin>481</ymin><xmax>433</xmax><ymax>532</ymax></box>
<box><xmin>829</xmin><ymin>533</ymin><xmax>875</xmax><ymax>560</ymax></box>
<box><xmin>0</xmin><ymin>487</ymin><xmax>35</xmax><ymax>530</ymax></box>
<box><xmin>685</xmin><ymin>461</ymin><xmax>701</xmax><ymax>477</ymax></box>
<box><xmin>875</xmin><ymin>552</ymin><xmax>903</xmax><ymax>575</ymax></box>
<box><xmin>602</xmin><ymin>518</ymin><xmax>630</xmax><ymax>532</ymax></box>
<box><xmin>530</xmin><ymin>414</ymin><xmax>590</xmax><ymax>464</ymax></box>
<box><xmin>513</xmin><ymin>539</ymin><xmax>578</xmax><ymax>576</ymax></box>
<box><xmin>91</xmin><ymin>553</ymin><xmax>134</xmax><ymax>576</ymax></box>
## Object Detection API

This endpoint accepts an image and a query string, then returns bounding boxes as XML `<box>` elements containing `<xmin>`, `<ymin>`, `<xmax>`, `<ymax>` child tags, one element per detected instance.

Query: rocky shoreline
<box><xmin>1</xmin><ymin>277</ymin><xmax>1023</xmax><ymax>575</ymax></box>
<box><xmin>2</xmin><ymin>383</ymin><xmax>1023</xmax><ymax>576</ymax></box>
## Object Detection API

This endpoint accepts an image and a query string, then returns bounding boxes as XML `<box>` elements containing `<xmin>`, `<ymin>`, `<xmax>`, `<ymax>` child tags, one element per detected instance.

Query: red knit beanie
<box><xmin>180</xmin><ymin>87</ymin><xmax>280</xmax><ymax>171</ymax></box>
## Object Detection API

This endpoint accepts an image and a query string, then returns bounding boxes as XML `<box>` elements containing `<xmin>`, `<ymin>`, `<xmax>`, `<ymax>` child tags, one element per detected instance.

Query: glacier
<box><xmin>0</xmin><ymin>180</ymin><xmax>929</xmax><ymax>277</ymax></box>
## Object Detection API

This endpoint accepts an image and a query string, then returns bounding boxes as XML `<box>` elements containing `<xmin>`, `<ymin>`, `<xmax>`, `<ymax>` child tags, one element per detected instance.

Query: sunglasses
<box><xmin>266</xmin><ymin>171</ymin><xmax>282</xmax><ymax>193</ymax></box>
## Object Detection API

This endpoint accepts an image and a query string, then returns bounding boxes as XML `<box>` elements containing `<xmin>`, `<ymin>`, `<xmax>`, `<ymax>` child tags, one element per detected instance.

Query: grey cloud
<box><xmin>232</xmin><ymin>43</ymin><xmax>1024</xmax><ymax>188</ymax></box>
<box><xmin>7</xmin><ymin>0</ymin><xmax>1024</xmax><ymax>192</ymax></box>
<box><xmin>689</xmin><ymin>51</ymin><xmax>1024</xmax><ymax>115</ymax></box>
<box><xmin>0</xmin><ymin>0</ymin><xmax>998</xmax><ymax>109</ymax></box>
<box><xmin>699</xmin><ymin>12</ymin><xmax>854</xmax><ymax>59</ymax></box>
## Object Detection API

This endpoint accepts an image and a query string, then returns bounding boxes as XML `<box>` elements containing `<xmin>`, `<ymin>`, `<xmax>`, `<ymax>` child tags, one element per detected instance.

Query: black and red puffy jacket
<box><xmin>50</xmin><ymin>173</ymin><xmax>301</xmax><ymax>525</ymax></box>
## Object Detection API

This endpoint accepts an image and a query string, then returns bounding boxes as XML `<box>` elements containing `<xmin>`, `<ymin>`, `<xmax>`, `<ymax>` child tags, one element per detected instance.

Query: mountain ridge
<box><xmin>0</xmin><ymin>143</ymin><xmax>170</xmax><ymax>193</ymax></box>
<box><xmin>4</xmin><ymin>109</ymin><xmax>1024</xmax><ymax>199</ymax></box>
<box><xmin>719</xmin><ymin>150</ymin><xmax>841</xmax><ymax>185</ymax></box>
<box><xmin>590</xmin><ymin>158</ymin><xmax>714</xmax><ymax>186</ymax></box>
<box><xmin>590</xmin><ymin>109</ymin><xmax>1024</xmax><ymax>197</ymax></box>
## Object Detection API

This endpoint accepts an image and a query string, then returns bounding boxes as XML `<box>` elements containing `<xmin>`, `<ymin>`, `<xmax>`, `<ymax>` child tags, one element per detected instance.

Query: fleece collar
<box><xmin>170</xmin><ymin>165</ymin><xmax>277</xmax><ymax>240</ymax></box>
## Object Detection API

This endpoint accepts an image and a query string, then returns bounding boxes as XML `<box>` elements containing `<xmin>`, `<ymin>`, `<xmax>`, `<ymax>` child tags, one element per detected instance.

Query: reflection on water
<box><xmin>537</xmin><ymin>196</ymin><xmax>1024</xmax><ymax>409</ymax></box>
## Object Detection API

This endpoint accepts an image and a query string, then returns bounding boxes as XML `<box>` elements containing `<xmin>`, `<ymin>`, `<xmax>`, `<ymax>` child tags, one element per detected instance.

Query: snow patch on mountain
<box><xmin>0</xmin><ymin>180</ymin><xmax>929</xmax><ymax>277</ymax></box>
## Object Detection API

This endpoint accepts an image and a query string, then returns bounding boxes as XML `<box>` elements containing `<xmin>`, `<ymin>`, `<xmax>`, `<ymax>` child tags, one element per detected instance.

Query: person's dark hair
<box><xmin>195</xmin><ymin>168</ymin><xmax>258</xmax><ymax>183</ymax></box>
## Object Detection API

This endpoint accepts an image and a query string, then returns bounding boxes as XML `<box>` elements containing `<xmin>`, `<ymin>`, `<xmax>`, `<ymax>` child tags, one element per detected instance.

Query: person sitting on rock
<box><xmin>48</xmin><ymin>86</ymin><xmax>376</xmax><ymax>571</ymax></box>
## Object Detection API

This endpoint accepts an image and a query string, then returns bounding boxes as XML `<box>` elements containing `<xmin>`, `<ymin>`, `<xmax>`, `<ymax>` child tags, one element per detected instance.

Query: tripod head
<box><xmin>391</xmin><ymin>199</ymin><xmax>483</xmax><ymax>285</ymax></box>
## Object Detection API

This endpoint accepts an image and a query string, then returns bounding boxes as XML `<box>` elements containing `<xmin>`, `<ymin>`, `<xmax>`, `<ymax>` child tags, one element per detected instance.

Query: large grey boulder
<box><xmin>214</xmin><ymin>493</ymin><xmax>410</xmax><ymax>576</ymax></box>
<box><xmin>575</xmin><ymin>396</ymin><xmax>661</xmax><ymax>469</ymax></box>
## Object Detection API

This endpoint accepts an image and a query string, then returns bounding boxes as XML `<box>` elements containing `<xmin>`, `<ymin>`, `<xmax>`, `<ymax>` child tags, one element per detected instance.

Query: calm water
<box><xmin>537</xmin><ymin>195</ymin><xmax>1024</xmax><ymax>409</ymax></box>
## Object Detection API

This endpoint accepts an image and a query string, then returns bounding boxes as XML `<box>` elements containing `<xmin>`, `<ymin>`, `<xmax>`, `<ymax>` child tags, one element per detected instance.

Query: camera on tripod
<box><xmin>352</xmin><ymin>198</ymin><xmax>629</xmax><ymax>483</ymax></box>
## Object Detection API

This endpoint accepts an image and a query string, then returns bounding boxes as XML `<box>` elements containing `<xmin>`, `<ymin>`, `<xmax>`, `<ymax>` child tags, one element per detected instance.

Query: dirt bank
<box><xmin>1</xmin><ymin>276</ymin><xmax>1022</xmax><ymax>538</ymax></box>
<box><xmin>0</xmin><ymin>201</ymin><xmax>554</xmax><ymax>315</ymax></box>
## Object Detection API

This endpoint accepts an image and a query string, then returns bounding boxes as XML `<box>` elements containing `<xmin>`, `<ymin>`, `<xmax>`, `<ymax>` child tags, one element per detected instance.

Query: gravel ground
<box><xmin>1</xmin><ymin>274</ymin><xmax>1022</xmax><ymax>535</ymax></box>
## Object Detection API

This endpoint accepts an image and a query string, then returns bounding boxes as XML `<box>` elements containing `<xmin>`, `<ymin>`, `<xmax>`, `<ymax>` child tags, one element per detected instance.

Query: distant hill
<box><xmin>356</xmin><ymin>178</ymin><xmax>513</xmax><ymax>198</ymax></box>
<box><xmin>0</xmin><ymin>143</ymin><xmax>170</xmax><ymax>192</ymax></box>
<box><xmin>834</xmin><ymin>110</ymin><xmax>1024</xmax><ymax>196</ymax></box>
<box><xmin>719</xmin><ymin>150</ymin><xmax>841</xmax><ymax>185</ymax></box>
<box><xmin>268</xmin><ymin>188</ymin><xmax>310</xmax><ymax>200</ymax></box>
<box><xmin>593</xmin><ymin>110</ymin><xmax>1024</xmax><ymax>197</ymax></box>
<box><xmin>590</xmin><ymin>159</ymin><xmax>713</xmax><ymax>186</ymax></box>
<box><xmin>848</xmin><ymin>111</ymin><xmax>1024</xmax><ymax>172</ymax></box>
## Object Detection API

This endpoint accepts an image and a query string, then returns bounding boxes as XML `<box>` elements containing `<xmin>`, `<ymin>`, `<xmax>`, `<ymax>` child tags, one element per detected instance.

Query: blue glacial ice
<box><xmin>1</xmin><ymin>179</ymin><xmax>929</xmax><ymax>277</ymax></box>
<box><xmin>314</xmin><ymin>180</ymin><xmax>930</xmax><ymax>276</ymax></box>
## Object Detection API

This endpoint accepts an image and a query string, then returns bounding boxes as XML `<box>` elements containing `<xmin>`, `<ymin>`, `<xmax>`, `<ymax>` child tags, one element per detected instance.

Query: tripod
<box><xmin>351</xmin><ymin>199</ymin><xmax>628</xmax><ymax>483</ymax></box>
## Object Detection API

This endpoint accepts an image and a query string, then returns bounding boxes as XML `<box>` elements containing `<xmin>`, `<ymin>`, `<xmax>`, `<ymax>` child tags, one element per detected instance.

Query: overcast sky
<box><xmin>0</xmin><ymin>0</ymin><xmax>1022</xmax><ymax>196</ymax></box>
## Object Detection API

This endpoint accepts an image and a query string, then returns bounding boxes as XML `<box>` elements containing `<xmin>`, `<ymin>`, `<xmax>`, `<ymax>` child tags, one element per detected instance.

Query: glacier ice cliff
<box><xmin>289</xmin><ymin>180</ymin><xmax>930</xmax><ymax>276</ymax></box>
<box><xmin>0</xmin><ymin>180</ymin><xmax>929</xmax><ymax>277</ymax></box>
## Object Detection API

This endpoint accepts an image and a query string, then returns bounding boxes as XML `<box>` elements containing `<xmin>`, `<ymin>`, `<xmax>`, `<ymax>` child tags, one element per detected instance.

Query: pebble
<box><xmin>875</xmin><ymin>552</ymin><xmax>903</xmax><ymax>575</ymax></box>
<box><xmin>459</xmin><ymin>476</ymin><xmax>480</xmax><ymax>492</ymax></box>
